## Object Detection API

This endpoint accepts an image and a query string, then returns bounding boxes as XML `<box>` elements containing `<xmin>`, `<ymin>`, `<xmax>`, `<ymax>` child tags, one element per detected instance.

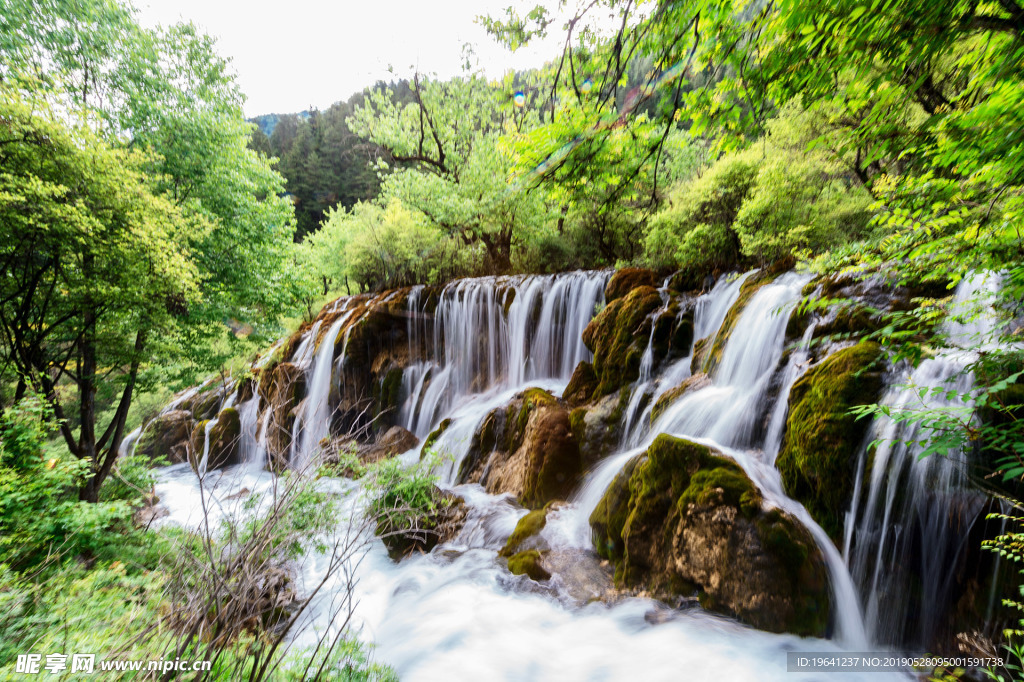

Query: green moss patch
<box><xmin>777</xmin><ymin>340</ymin><xmax>884</xmax><ymax>540</ymax></box>
<box><xmin>506</xmin><ymin>549</ymin><xmax>551</xmax><ymax>581</ymax></box>
<box><xmin>563</xmin><ymin>361</ymin><xmax>599</xmax><ymax>407</ymax></box>
<box><xmin>604</xmin><ymin>268</ymin><xmax>656</xmax><ymax>303</ymax></box>
<box><xmin>589</xmin><ymin>433</ymin><xmax>829</xmax><ymax>637</ymax></box>
<box><xmin>500</xmin><ymin>508</ymin><xmax>548</xmax><ymax>557</ymax></box>
<box><xmin>582</xmin><ymin>285</ymin><xmax>663</xmax><ymax>397</ymax></box>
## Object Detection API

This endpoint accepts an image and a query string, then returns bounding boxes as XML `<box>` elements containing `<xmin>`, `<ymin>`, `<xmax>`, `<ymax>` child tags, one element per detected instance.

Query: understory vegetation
<box><xmin>0</xmin><ymin>395</ymin><xmax>396</xmax><ymax>680</ymax></box>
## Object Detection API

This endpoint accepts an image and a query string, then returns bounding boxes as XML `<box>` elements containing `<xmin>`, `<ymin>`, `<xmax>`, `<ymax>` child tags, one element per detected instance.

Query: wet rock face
<box><xmin>135</xmin><ymin>409</ymin><xmax>193</xmax><ymax>464</ymax></box>
<box><xmin>569</xmin><ymin>390</ymin><xmax>629</xmax><ymax>466</ymax></box>
<box><xmin>804</xmin><ymin>269</ymin><xmax>952</xmax><ymax>343</ymax></box>
<box><xmin>583</xmin><ymin>285</ymin><xmax>663</xmax><ymax>398</ymax></box>
<box><xmin>590</xmin><ymin>434</ymin><xmax>830</xmax><ymax>637</ymax></box>
<box><xmin>331</xmin><ymin>290</ymin><xmax>416</xmax><ymax>436</ymax></box>
<box><xmin>458</xmin><ymin>388</ymin><xmax>583</xmax><ymax>509</ymax></box>
<box><xmin>650</xmin><ymin>373</ymin><xmax>711</xmax><ymax>424</ymax></box>
<box><xmin>777</xmin><ymin>340</ymin><xmax>884</xmax><ymax>541</ymax></box>
<box><xmin>259</xmin><ymin>362</ymin><xmax>306</xmax><ymax>471</ymax></box>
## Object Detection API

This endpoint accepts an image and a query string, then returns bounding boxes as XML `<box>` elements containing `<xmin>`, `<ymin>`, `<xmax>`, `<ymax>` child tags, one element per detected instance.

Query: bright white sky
<box><xmin>134</xmin><ymin>0</ymin><xmax>567</xmax><ymax>116</ymax></box>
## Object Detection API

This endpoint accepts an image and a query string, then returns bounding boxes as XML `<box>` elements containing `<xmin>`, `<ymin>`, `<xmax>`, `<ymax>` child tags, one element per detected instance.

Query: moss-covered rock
<box><xmin>777</xmin><ymin>341</ymin><xmax>884</xmax><ymax>541</ymax></box>
<box><xmin>135</xmin><ymin>409</ymin><xmax>193</xmax><ymax>464</ymax></box>
<box><xmin>667</xmin><ymin>268</ymin><xmax>706</xmax><ymax>293</ymax></box>
<box><xmin>506</xmin><ymin>549</ymin><xmax>551</xmax><ymax>581</ymax></box>
<box><xmin>500</xmin><ymin>507</ymin><xmax>549</xmax><ymax>557</ymax></box>
<box><xmin>187</xmin><ymin>420</ymin><xmax>209</xmax><ymax>471</ymax></box>
<box><xmin>590</xmin><ymin>434</ymin><xmax>830</xmax><ymax>636</ymax></box>
<box><xmin>186</xmin><ymin>408</ymin><xmax>242</xmax><ymax>473</ymax></box>
<box><xmin>458</xmin><ymin>389</ymin><xmax>583</xmax><ymax>509</ymax></box>
<box><xmin>604</xmin><ymin>267</ymin><xmax>657</xmax><ymax>303</ymax></box>
<box><xmin>563</xmin><ymin>361</ymin><xmax>599</xmax><ymax>407</ymax></box>
<box><xmin>583</xmin><ymin>285</ymin><xmax>663</xmax><ymax>398</ymax></box>
<box><xmin>378</xmin><ymin>488</ymin><xmax>467</xmax><ymax>561</ymax></box>
<box><xmin>207</xmin><ymin>407</ymin><xmax>242</xmax><ymax>470</ymax></box>
<box><xmin>650</xmin><ymin>373</ymin><xmax>711</xmax><ymax>424</ymax></box>
<box><xmin>569</xmin><ymin>389</ymin><xmax>630</xmax><ymax>466</ymax></box>
<box><xmin>421</xmin><ymin>418</ymin><xmax>452</xmax><ymax>458</ymax></box>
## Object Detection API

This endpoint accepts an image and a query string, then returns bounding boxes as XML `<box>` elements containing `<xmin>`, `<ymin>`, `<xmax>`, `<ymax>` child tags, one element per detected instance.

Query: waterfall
<box><xmin>149</xmin><ymin>265</ymin><xmax>1010</xmax><ymax>678</ymax></box>
<box><xmin>623</xmin><ymin>272</ymin><xmax>754</xmax><ymax>448</ymax></box>
<box><xmin>237</xmin><ymin>394</ymin><xmax>263</xmax><ymax>466</ymax></box>
<box><xmin>554</xmin><ymin>270</ymin><xmax>870</xmax><ymax>645</ymax></box>
<box><xmin>399</xmin><ymin>270</ymin><xmax>607</xmax><ymax>437</ymax></box>
<box><xmin>652</xmin><ymin>272</ymin><xmax>809</xmax><ymax>450</ymax></box>
<box><xmin>844</xmin><ymin>273</ymin><xmax>1003</xmax><ymax>647</ymax></box>
<box><xmin>293</xmin><ymin>315</ymin><xmax>350</xmax><ymax>468</ymax></box>
<box><xmin>197</xmin><ymin>390</ymin><xmax>238</xmax><ymax>476</ymax></box>
<box><xmin>118</xmin><ymin>425</ymin><xmax>143</xmax><ymax>458</ymax></box>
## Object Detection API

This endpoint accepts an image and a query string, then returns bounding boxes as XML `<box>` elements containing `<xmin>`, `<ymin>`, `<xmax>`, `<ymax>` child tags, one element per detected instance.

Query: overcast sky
<box><xmin>134</xmin><ymin>0</ymin><xmax>567</xmax><ymax>116</ymax></box>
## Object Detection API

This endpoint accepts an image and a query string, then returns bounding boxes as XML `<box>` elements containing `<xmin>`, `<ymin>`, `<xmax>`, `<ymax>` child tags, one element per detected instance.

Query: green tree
<box><xmin>0</xmin><ymin>89</ymin><xmax>201</xmax><ymax>501</ymax></box>
<box><xmin>0</xmin><ymin>0</ymin><xmax>300</xmax><ymax>499</ymax></box>
<box><xmin>348</xmin><ymin>72</ymin><xmax>554</xmax><ymax>273</ymax></box>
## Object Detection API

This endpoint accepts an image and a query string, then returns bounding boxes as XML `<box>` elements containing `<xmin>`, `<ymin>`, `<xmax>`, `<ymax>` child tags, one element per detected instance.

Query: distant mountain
<box><xmin>249</xmin><ymin>111</ymin><xmax>311</xmax><ymax>138</ymax></box>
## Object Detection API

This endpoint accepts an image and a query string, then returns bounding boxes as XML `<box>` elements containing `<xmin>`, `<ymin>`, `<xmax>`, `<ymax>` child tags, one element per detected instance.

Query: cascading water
<box><xmin>293</xmin><ymin>314</ymin><xmax>350</xmax><ymax>468</ymax></box>
<box><xmin>844</xmin><ymin>273</ymin><xmax>1004</xmax><ymax>647</ymax></box>
<box><xmin>148</xmin><ymin>267</ymin><xmax>981</xmax><ymax>679</ymax></box>
<box><xmin>237</xmin><ymin>394</ymin><xmax>264</xmax><ymax>466</ymax></box>
<box><xmin>197</xmin><ymin>390</ymin><xmax>238</xmax><ymax>476</ymax></box>
<box><xmin>622</xmin><ymin>271</ymin><xmax>754</xmax><ymax>448</ymax></box>
<box><xmin>399</xmin><ymin>271</ymin><xmax>607</xmax><ymax>438</ymax></box>
<box><xmin>650</xmin><ymin>272</ymin><xmax>810</xmax><ymax>450</ymax></box>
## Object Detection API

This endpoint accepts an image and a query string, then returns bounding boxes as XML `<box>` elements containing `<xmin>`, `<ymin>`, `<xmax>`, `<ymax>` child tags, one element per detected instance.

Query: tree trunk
<box><xmin>78</xmin><ymin>261</ymin><xmax>99</xmax><ymax>502</ymax></box>
<box><xmin>481</xmin><ymin>230</ymin><xmax>512</xmax><ymax>274</ymax></box>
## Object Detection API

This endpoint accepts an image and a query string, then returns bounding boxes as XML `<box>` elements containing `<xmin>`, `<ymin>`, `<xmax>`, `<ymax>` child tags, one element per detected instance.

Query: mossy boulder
<box><xmin>667</xmin><ymin>268</ymin><xmax>706</xmax><ymax>293</ymax></box>
<box><xmin>563</xmin><ymin>361</ymin><xmax>599</xmax><ymax>407</ymax></box>
<box><xmin>207</xmin><ymin>407</ymin><xmax>242</xmax><ymax>469</ymax></box>
<box><xmin>582</xmin><ymin>285</ymin><xmax>663</xmax><ymax>397</ymax></box>
<box><xmin>500</xmin><ymin>506</ymin><xmax>551</xmax><ymax>557</ymax></box>
<box><xmin>378</xmin><ymin>488</ymin><xmax>467</xmax><ymax>561</ymax></box>
<box><xmin>506</xmin><ymin>549</ymin><xmax>551</xmax><ymax>581</ymax></box>
<box><xmin>604</xmin><ymin>267</ymin><xmax>657</xmax><ymax>303</ymax></box>
<box><xmin>777</xmin><ymin>341</ymin><xmax>884</xmax><ymax>541</ymax></box>
<box><xmin>590</xmin><ymin>434</ymin><xmax>830</xmax><ymax>636</ymax></box>
<box><xmin>569</xmin><ymin>389</ymin><xmax>630</xmax><ymax>466</ymax></box>
<box><xmin>135</xmin><ymin>409</ymin><xmax>193</xmax><ymax>464</ymax></box>
<box><xmin>186</xmin><ymin>408</ymin><xmax>242</xmax><ymax>473</ymax></box>
<box><xmin>458</xmin><ymin>389</ymin><xmax>583</xmax><ymax>509</ymax></box>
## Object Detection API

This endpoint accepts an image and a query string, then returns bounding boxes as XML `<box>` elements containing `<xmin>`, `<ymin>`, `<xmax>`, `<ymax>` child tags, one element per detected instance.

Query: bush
<box><xmin>364</xmin><ymin>455</ymin><xmax>445</xmax><ymax>538</ymax></box>
<box><xmin>302</xmin><ymin>198</ymin><xmax>446</xmax><ymax>294</ymax></box>
<box><xmin>0</xmin><ymin>396</ymin><xmax>135</xmax><ymax>572</ymax></box>
<box><xmin>643</xmin><ymin>149</ymin><xmax>759</xmax><ymax>270</ymax></box>
<box><xmin>643</xmin><ymin>101</ymin><xmax>873</xmax><ymax>271</ymax></box>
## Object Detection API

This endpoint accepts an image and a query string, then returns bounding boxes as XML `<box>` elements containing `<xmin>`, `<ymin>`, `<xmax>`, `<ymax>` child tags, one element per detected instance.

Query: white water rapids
<box><xmin>148</xmin><ymin>268</ymin><xmax>998</xmax><ymax>681</ymax></box>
